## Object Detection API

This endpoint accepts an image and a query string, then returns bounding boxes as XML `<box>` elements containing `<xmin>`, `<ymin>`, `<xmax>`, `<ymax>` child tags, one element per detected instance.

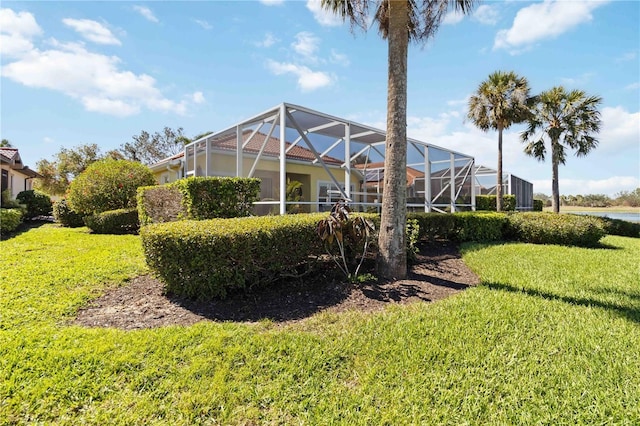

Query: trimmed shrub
<box><xmin>452</xmin><ymin>212</ymin><xmax>507</xmax><ymax>242</ymax></box>
<box><xmin>84</xmin><ymin>208</ymin><xmax>139</xmax><ymax>234</ymax></box>
<box><xmin>141</xmin><ymin>213</ymin><xmax>326</xmax><ymax>299</ymax></box>
<box><xmin>16</xmin><ymin>190</ymin><xmax>52</xmax><ymax>219</ymax></box>
<box><xmin>1</xmin><ymin>189</ymin><xmax>21</xmax><ymax>208</ymax></box>
<box><xmin>53</xmin><ymin>199</ymin><xmax>86</xmax><ymax>228</ymax></box>
<box><xmin>476</xmin><ymin>195</ymin><xmax>516</xmax><ymax>211</ymax></box>
<box><xmin>137</xmin><ymin>185</ymin><xmax>185</xmax><ymax>225</ymax></box>
<box><xmin>67</xmin><ymin>159</ymin><xmax>156</xmax><ymax>215</ymax></box>
<box><xmin>533</xmin><ymin>199</ymin><xmax>544</xmax><ymax>212</ymax></box>
<box><xmin>173</xmin><ymin>177</ymin><xmax>261</xmax><ymax>219</ymax></box>
<box><xmin>0</xmin><ymin>208</ymin><xmax>23</xmax><ymax>234</ymax></box>
<box><xmin>505</xmin><ymin>212</ymin><xmax>605</xmax><ymax>247</ymax></box>
<box><xmin>596</xmin><ymin>216</ymin><xmax>640</xmax><ymax>238</ymax></box>
<box><xmin>137</xmin><ymin>177</ymin><xmax>261</xmax><ymax>225</ymax></box>
<box><xmin>407</xmin><ymin>212</ymin><xmax>457</xmax><ymax>241</ymax></box>
<box><xmin>407</xmin><ymin>212</ymin><xmax>507</xmax><ymax>242</ymax></box>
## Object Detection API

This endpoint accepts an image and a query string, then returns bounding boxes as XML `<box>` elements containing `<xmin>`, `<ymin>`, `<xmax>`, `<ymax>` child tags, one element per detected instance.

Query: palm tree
<box><xmin>521</xmin><ymin>86</ymin><xmax>602</xmax><ymax>213</ymax></box>
<box><xmin>322</xmin><ymin>0</ymin><xmax>476</xmax><ymax>279</ymax></box>
<box><xmin>467</xmin><ymin>71</ymin><xmax>530</xmax><ymax>211</ymax></box>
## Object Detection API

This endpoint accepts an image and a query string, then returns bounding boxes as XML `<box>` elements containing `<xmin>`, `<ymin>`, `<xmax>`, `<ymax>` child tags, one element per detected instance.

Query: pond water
<box><xmin>565</xmin><ymin>211</ymin><xmax>640</xmax><ymax>223</ymax></box>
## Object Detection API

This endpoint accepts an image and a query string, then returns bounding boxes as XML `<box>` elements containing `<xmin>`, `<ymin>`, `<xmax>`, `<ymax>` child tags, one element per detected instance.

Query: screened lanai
<box><xmin>474</xmin><ymin>166</ymin><xmax>534</xmax><ymax>211</ymax></box>
<box><xmin>183</xmin><ymin>102</ymin><xmax>476</xmax><ymax>214</ymax></box>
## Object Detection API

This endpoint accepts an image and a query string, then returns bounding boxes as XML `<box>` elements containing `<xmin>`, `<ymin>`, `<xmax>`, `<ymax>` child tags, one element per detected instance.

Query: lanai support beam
<box><xmin>279</xmin><ymin>104</ymin><xmax>287</xmax><ymax>215</ymax></box>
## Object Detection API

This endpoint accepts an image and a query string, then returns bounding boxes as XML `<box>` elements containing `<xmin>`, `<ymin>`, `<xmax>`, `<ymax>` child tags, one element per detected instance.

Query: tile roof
<box><xmin>163</xmin><ymin>131</ymin><xmax>345</xmax><ymax>166</ymax></box>
<box><xmin>0</xmin><ymin>147</ymin><xmax>19</xmax><ymax>162</ymax></box>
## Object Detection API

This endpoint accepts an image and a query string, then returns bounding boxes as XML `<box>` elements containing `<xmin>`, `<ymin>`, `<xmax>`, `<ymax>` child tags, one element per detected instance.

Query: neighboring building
<box><xmin>0</xmin><ymin>148</ymin><xmax>42</xmax><ymax>203</ymax></box>
<box><xmin>149</xmin><ymin>103</ymin><xmax>532</xmax><ymax>214</ymax></box>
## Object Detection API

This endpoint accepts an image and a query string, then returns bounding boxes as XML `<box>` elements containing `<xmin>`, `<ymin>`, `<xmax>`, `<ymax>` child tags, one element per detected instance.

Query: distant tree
<box><xmin>121</xmin><ymin>127</ymin><xmax>191</xmax><ymax>165</ymax></box>
<box><xmin>614</xmin><ymin>188</ymin><xmax>640</xmax><ymax>207</ymax></box>
<box><xmin>0</xmin><ymin>139</ymin><xmax>12</xmax><ymax>147</ymax></box>
<box><xmin>193</xmin><ymin>131</ymin><xmax>214</xmax><ymax>141</ymax></box>
<box><xmin>34</xmin><ymin>143</ymin><xmax>104</xmax><ymax>196</ymax></box>
<box><xmin>468</xmin><ymin>71</ymin><xmax>531</xmax><ymax>211</ymax></box>
<box><xmin>521</xmin><ymin>86</ymin><xmax>602</xmax><ymax>213</ymax></box>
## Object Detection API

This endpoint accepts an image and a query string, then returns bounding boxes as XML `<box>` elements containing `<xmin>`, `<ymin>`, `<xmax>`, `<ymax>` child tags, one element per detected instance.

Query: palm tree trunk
<box><xmin>551</xmin><ymin>139</ymin><xmax>560</xmax><ymax>213</ymax></box>
<box><xmin>377</xmin><ymin>0</ymin><xmax>408</xmax><ymax>280</ymax></box>
<box><xmin>496</xmin><ymin>125</ymin><xmax>503</xmax><ymax>212</ymax></box>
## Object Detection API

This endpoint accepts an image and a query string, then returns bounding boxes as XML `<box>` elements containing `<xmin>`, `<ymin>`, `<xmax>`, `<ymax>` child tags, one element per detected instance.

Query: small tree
<box><xmin>521</xmin><ymin>86</ymin><xmax>602</xmax><ymax>213</ymax></box>
<box><xmin>317</xmin><ymin>200</ymin><xmax>375</xmax><ymax>281</ymax></box>
<box><xmin>467</xmin><ymin>71</ymin><xmax>531</xmax><ymax>211</ymax></box>
<box><xmin>67</xmin><ymin>160</ymin><xmax>156</xmax><ymax>215</ymax></box>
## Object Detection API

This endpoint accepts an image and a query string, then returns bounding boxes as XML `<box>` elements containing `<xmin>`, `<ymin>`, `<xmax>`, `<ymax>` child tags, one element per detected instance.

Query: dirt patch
<box><xmin>74</xmin><ymin>240</ymin><xmax>479</xmax><ymax>330</ymax></box>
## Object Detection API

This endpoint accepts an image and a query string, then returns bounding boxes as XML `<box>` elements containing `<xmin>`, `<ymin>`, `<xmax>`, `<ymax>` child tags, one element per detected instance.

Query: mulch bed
<box><xmin>74</xmin><ymin>240</ymin><xmax>480</xmax><ymax>330</ymax></box>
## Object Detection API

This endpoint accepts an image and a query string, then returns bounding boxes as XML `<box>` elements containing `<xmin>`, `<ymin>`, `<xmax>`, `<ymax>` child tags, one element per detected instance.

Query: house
<box><xmin>0</xmin><ymin>148</ymin><xmax>42</xmax><ymax>203</ymax></box>
<box><xmin>150</xmin><ymin>102</ymin><xmax>534</xmax><ymax>214</ymax></box>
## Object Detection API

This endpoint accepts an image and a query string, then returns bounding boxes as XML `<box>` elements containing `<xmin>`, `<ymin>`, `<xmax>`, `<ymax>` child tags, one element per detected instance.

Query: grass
<box><xmin>1</xmin><ymin>224</ymin><xmax>639</xmax><ymax>424</ymax></box>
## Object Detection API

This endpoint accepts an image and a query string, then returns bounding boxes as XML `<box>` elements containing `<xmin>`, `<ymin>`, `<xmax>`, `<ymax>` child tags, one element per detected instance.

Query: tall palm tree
<box><xmin>467</xmin><ymin>71</ymin><xmax>530</xmax><ymax>211</ymax></box>
<box><xmin>322</xmin><ymin>0</ymin><xmax>476</xmax><ymax>279</ymax></box>
<box><xmin>521</xmin><ymin>86</ymin><xmax>602</xmax><ymax>213</ymax></box>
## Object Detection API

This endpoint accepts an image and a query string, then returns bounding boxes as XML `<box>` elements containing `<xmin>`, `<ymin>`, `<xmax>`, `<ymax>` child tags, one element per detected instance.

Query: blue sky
<box><xmin>1</xmin><ymin>0</ymin><xmax>638</xmax><ymax>196</ymax></box>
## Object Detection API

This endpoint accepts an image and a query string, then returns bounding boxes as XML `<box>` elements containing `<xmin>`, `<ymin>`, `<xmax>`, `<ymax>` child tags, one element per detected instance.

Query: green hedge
<box><xmin>84</xmin><ymin>208</ymin><xmax>140</xmax><ymax>234</ymax></box>
<box><xmin>0</xmin><ymin>208</ymin><xmax>23</xmax><ymax>235</ymax></box>
<box><xmin>15</xmin><ymin>190</ymin><xmax>52</xmax><ymax>219</ymax></box>
<box><xmin>137</xmin><ymin>177</ymin><xmax>261</xmax><ymax>225</ymax></box>
<box><xmin>141</xmin><ymin>214</ymin><xmax>326</xmax><ymax>299</ymax></box>
<box><xmin>407</xmin><ymin>212</ymin><xmax>506</xmax><ymax>242</ymax></box>
<box><xmin>595</xmin><ymin>216</ymin><xmax>640</xmax><ymax>238</ymax></box>
<box><xmin>137</xmin><ymin>185</ymin><xmax>185</xmax><ymax>225</ymax></box>
<box><xmin>476</xmin><ymin>195</ymin><xmax>516</xmax><ymax>211</ymax></box>
<box><xmin>53</xmin><ymin>199</ymin><xmax>86</xmax><ymax>228</ymax></box>
<box><xmin>505</xmin><ymin>213</ymin><xmax>605</xmax><ymax>247</ymax></box>
<box><xmin>533</xmin><ymin>199</ymin><xmax>544</xmax><ymax>212</ymax></box>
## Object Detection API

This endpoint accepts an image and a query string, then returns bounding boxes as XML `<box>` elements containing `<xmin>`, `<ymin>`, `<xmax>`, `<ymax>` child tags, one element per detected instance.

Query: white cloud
<box><xmin>306</xmin><ymin>0</ymin><xmax>343</xmax><ymax>27</ymax></box>
<box><xmin>1</xmin><ymin>34</ymin><xmax>194</xmax><ymax>116</ymax></box>
<box><xmin>256</xmin><ymin>32</ymin><xmax>278</xmax><ymax>48</ymax></box>
<box><xmin>473</xmin><ymin>5</ymin><xmax>499</xmax><ymax>26</ymax></box>
<box><xmin>494</xmin><ymin>0</ymin><xmax>609</xmax><ymax>53</ymax></box>
<box><xmin>0</xmin><ymin>8</ymin><xmax>42</xmax><ymax>57</ymax></box>
<box><xmin>194</xmin><ymin>19</ymin><xmax>212</xmax><ymax>30</ymax></box>
<box><xmin>599</xmin><ymin>106</ymin><xmax>640</xmax><ymax>152</ymax></box>
<box><xmin>133</xmin><ymin>5</ymin><xmax>159</xmax><ymax>23</ymax></box>
<box><xmin>260</xmin><ymin>0</ymin><xmax>284</xmax><ymax>5</ymax></box>
<box><xmin>616</xmin><ymin>50</ymin><xmax>637</xmax><ymax>63</ymax></box>
<box><xmin>291</xmin><ymin>31</ymin><xmax>320</xmax><ymax>62</ymax></box>
<box><xmin>191</xmin><ymin>91</ymin><xmax>205</xmax><ymax>104</ymax></box>
<box><xmin>625</xmin><ymin>82</ymin><xmax>640</xmax><ymax>91</ymax></box>
<box><xmin>560</xmin><ymin>72</ymin><xmax>594</xmax><ymax>86</ymax></box>
<box><xmin>62</xmin><ymin>18</ymin><xmax>120</xmax><ymax>45</ymax></box>
<box><xmin>443</xmin><ymin>10</ymin><xmax>465</xmax><ymax>25</ymax></box>
<box><xmin>446</xmin><ymin>95</ymin><xmax>470</xmax><ymax>107</ymax></box>
<box><xmin>266</xmin><ymin>59</ymin><xmax>333</xmax><ymax>91</ymax></box>
<box><xmin>43</xmin><ymin>136</ymin><xmax>54</xmax><ymax>144</ymax></box>
<box><xmin>329</xmin><ymin>49</ymin><xmax>350</xmax><ymax>66</ymax></box>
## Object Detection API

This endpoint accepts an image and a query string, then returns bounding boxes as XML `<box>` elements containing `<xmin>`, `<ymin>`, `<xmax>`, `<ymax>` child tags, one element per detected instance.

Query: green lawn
<box><xmin>1</xmin><ymin>224</ymin><xmax>639</xmax><ymax>424</ymax></box>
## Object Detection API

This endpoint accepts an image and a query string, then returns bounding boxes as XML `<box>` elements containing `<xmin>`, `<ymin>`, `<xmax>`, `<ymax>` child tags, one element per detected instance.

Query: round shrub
<box><xmin>16</xmin><ymin>190</ymin><xmax>52</xmax><ymax>219</ymax></box>
<box><xmin>505</xmin><ymin>212</ymin><xmax>605</xmax><ymax>247</ymax></box>
<box><xmin>0</xmin><ymin>208</ymin><xmax>23</xmax><ymax>235</ymax></box>
<box><xmin>67</xmin><ymin>160</ymin><xmax>156</xmax><ymax>215</ymax></box>
<box><xmin>84</xmin><ymin>208</ymin><xmax>139</xmax><ymax>234</ymax></box>
<box><xmin>53</xmin><ymin>199</ymin><xmax>86</xmax><ymax>228</ymax></box>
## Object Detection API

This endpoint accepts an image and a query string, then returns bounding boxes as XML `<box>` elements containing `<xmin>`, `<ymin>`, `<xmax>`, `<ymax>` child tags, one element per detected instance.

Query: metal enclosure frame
<box><xmin>182</xmin><ymin>102</ymin><xmax>476</xmax><ymax>214</ymax></box>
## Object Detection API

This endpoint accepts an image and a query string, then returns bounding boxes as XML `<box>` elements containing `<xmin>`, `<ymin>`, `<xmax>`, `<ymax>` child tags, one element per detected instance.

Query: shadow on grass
<box><xmin>0</xmin><ymin>219</ymin><xmax>52</xmax><ymax>241</ymax></box>
<box><xmin>485</xmin><ymin>281</ymin><xmax>640</xmax><ymax>324</ymax></box>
